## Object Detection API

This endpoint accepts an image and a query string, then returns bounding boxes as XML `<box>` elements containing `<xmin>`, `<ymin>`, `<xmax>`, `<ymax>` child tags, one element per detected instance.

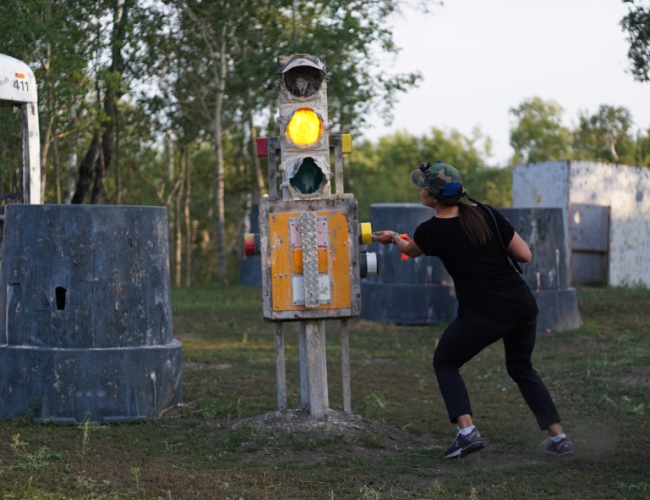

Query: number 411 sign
<box><xmin>0</xmin><ymin>55</ymin><xmax>38</xmax><ymax>104</ymax></box>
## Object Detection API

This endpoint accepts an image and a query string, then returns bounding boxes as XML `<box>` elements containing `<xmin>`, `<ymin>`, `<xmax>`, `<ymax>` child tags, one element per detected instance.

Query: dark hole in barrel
<box><xmin>55</xmin><ymin>287</ymin><xmax>67</xmax><ymax>310</ymax></box>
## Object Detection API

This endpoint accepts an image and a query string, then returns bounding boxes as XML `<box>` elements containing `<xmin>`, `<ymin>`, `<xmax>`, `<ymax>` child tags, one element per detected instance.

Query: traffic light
<box><xmin>276</xmin><ymin>55</ymin><xmax>330</xmax><ymax>197</ymax></box>
<box><xmin>251</xmin><ymin>54</ymin><xmax>377</xmax><ymax>321</ymax></box>
<box><xmin>250</xmin><ymin>54</ymin><xmax>380</xmax><ymax>418</ymax></box>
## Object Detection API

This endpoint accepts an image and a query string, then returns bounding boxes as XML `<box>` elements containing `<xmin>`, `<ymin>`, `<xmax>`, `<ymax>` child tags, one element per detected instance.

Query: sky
<box><xmin>363</xmin><ymin>0</ymin><xmax>650</xmax><ymax>166</ymax></box>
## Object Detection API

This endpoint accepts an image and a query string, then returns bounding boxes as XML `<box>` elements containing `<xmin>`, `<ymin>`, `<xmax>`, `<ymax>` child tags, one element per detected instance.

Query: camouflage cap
<box><xmin>410</xmin><ymin>160</ymin><xmax>462</xmax><ymax>197</ymax></box>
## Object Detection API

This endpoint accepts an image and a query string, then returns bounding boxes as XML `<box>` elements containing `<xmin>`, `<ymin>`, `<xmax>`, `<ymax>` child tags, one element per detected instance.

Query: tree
<box><xmin>508</xmin><ymin>97</ymin><xmax>571</xmax><ymax>165</ymax></box>
<box><xmin>1</xmin><ymin>0</ymin><xmax>437</xmax><ymax>284</ymax></box>
<box><xmin>143</xmin><ymin>0</ymin><xmax>434</xmax><ymax>283</ymax></box>
<box><xmin>572</xmin><ymin>105</ymin><xmax>634</xmax><ymax>163</ymax></box>
<box><xmin>0</xmin><ymin>0</ymin><xmax>100</xmax><ymax>202</ymax></box>
<box><xmin>621</xmin><ymin>0</ymin><xmax>650</xmax><ymax>82</ymax></box>
<box><xmin>72</xmin><ymin>0</ymin><xmax>138</xmax><ymax>205</ymax></box>
<box><xmin>290</xmin><ymin>1</ymin><xmax>425</xmax><ymax>134</ymax></box>
<box><xmin>631</xmin><ymin>128</ymin><xmax>650</xmax><ymax>166</ymax></box>
<box><xmin>347</xmin><ymin>127</ymin><xmax>509</xmax><ymax>221</ymax></box>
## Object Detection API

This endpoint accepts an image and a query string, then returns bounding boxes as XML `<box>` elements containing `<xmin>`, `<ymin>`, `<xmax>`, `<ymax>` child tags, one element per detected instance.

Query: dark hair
<box><xmin>433</xmin><ymin>194</ymin><xmax>493</xmax><ymax>248</ymax></box>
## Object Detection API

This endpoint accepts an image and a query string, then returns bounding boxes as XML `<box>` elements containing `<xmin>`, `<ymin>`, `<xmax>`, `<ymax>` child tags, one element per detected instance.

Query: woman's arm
<box><xmin>508</xmin><ymin>231</ymin><xmax>532</xmax><ymax>262</ymax></box>
<box><xmin>372</xmin><ymin>230</ymin><xmax>423</xmax><ymax>258</ymax></box>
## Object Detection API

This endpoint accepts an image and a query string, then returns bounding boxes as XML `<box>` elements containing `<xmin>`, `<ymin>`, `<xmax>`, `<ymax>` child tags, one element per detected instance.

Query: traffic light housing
<box><xmin>276</xmin><ymin>55</ymin><xmax>330</xmax><ymax>198</ymax></box>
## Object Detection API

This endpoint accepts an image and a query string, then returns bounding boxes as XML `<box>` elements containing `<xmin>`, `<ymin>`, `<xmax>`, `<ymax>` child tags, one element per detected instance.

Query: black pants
<box><xmin>433</xmin><ymin>311</ymin><xmax>561</xmax><ymax>431</ymax></box>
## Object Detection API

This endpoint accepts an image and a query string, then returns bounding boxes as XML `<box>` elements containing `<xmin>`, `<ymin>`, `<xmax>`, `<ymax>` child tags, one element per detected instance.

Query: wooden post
<box><xmin>341</xmin><ymin>319</ymin><xmax>351</xmax><ymax>413</ymax></box>
<box><xmin>274</xmin><ymin>322</ymin><xmax>286</xmax><ymax>410</ymax></box>
<box><xmin>298</xmin><ymin>322</ymin><xmax>309</xmax><ymax>406</ymax></box>
<box><xmin>305</xmin><ymin>319</ymin><xmax>328</xmax><ymax>418</ymax></box>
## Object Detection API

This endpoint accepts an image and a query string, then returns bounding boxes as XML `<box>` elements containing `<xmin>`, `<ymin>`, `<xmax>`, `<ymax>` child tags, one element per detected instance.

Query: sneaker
<box><xmin>542</xmin><ymin>436</ymin><xmax>574</xmax><ymax>457</ymax></box>
<box><xmin>443</xmin><ymin>428</ymin><xmax>484</xmax><ymax>459</ymax></box>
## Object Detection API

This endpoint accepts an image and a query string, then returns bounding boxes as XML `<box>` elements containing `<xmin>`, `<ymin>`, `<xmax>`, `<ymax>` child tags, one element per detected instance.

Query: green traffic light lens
<box><xmin>290</xmin><ymin>158</ymin><xmax>325</xmax><ymax>195</ymax></box>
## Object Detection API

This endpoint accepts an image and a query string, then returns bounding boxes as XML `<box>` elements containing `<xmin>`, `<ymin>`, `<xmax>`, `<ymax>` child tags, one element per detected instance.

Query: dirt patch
<box><xmin>617</xmin><ymin>367</ymin><xmax>650</xmax><ymax>388</ymax></box>
<box><xmin>228</xmin><ymin>408</ymin><xmax>439</xmax><ymax>458</ymax></box>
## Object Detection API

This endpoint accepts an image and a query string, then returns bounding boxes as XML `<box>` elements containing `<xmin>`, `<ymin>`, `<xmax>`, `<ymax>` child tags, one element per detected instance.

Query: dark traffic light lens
<box><xmin>283</xmin><ymin>66</ymin><xmax>323</xmax><ymax>98</ymax></box>
<box><xmin>290</xmin><ymin>158</ymin><xmax>325</xmax><ymax>194</ymax></box>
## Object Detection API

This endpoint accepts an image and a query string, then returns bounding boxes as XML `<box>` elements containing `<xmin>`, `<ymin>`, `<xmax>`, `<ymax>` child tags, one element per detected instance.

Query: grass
<box><xmin>0</xmin><ymin>284</ymin><xmax>648</xmax><ymax>499</ymax></box>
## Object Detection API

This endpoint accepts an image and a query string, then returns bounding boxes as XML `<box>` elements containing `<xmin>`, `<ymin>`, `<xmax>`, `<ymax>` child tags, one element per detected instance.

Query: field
<box><xmin>0</xmin><ymin>285</ymin><xmax>648</xmax><ymax>499</ymax></box>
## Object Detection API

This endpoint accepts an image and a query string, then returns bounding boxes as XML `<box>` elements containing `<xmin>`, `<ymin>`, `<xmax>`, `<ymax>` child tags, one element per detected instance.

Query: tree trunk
<box><xmin>173</xmin><ymin>139</ymin><xmax>182</xmax><ymax>287</ymax></box>
<box><xmin>53</xmin><ymin>136</ymin><xmax>61</xmax><ymax>203</ymax></box>
<box><xmin>91</xmin><ymin>146</ymin><xmax>107</xmax><ymax>204</ymax></box>
<box><xmin>64</xmin><ymin>149</ymin><xmax>77</xmax><ymax>204</ymax></box>
<box><xmin>40</xmin><ymin>115</ymin><xmax>53</xmax><ymax>203</ymax></box>
<box><xmin>213</xmin><ymin>25</ymin><xmax>228</xmax><ymax>283</ymax></box>
<box><xmin>72</xmin><ymin>133</ymin><xmax>100</xmax><ymax>204</ymax></box>
<box><xmin>78</xmin><ymin>0</ymin><xmax>130</xmax><ymax>205</ymax></box>
<box><xmin>115</xmin><ymin>110</ymin><xmax>121</xmax><ymax>204</ymax></box>
<box><xmin>175</xmin><ymin>186</ymin><xmax>183</xmax><ymax>287</ymax></box>
<box><xmin>183</xmin><ymin>147</ymin><xmax>192</xmax><ymax>287</ymax></box>
<box><xmin>246</xmin><ymin>87</ymin><xmax>266</xmax><ymax>202</ymax></box>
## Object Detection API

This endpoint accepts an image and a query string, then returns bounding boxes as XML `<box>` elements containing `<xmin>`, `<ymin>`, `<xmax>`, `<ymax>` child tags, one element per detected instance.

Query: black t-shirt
<box><xmin>413</xmin><ymin>206</ymin><xmax>538</xmax><ymax>324</ymax></box>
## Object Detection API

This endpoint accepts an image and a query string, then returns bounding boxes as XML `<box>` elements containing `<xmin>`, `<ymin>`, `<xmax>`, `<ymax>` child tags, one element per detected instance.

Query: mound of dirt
<box><xmin>229</xmin><ymin>407</ymin><xmax>434</xmax><ymax>452</ymax></box>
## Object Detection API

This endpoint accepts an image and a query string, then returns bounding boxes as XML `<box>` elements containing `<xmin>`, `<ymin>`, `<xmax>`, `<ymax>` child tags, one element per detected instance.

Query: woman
<box><xmin>373</xmin><ymin>160</ymin><xmax>573</xmax><ymax>460</ymax></box>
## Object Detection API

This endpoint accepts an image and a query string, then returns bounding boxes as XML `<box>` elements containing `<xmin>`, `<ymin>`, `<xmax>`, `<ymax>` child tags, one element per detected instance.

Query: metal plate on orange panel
<box><xmin>269</xmin><ymin>210</ymin><xmax>350</xmax><ymax>311</ymax></box>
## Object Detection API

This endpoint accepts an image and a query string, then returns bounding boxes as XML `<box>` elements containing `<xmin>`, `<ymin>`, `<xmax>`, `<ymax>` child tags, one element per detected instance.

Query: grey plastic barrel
<box><xmin>239</xmin><ymin>204</ymin><xmax>262</xmax><ymax>287</ymax></box>
<box><xmin>498</xmin><ymin>207</ymin><xmax>583</xmax><ymax>333</ymax></box>
<box><xmin>0</xmin><ymin>205</ymin><xmax>182</xmax><ymax>423</ymax></box>
<box><xmin>360</xmin><ymin>204</ymin><xmax>457</xmax><ymax>324</ymax></box>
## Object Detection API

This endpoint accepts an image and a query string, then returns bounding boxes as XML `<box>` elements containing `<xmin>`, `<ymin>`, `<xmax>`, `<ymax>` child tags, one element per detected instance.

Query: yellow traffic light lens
<box><xmin>286</xmin><ymin>108</ymin><xmax>323</xmax><ymax>146</ymax></box>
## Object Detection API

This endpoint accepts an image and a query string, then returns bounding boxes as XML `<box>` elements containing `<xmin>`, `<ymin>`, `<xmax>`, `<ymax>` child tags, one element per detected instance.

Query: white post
<box><xmin>22</xmin><ymin>102</ymin><xmax>41</xmax><ymax>204</ymax></box>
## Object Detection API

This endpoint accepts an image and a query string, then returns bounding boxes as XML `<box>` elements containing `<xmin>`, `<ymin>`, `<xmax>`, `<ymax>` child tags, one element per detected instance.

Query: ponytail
<box><xmin>433</xmin><ymin>194</ymin><xmax>493</xmax><ymax>249</ymax></box>
<box><xmin>458</xmin><ymin>202</ymin><xmax>493</xmax><ymax>249</ymax></box>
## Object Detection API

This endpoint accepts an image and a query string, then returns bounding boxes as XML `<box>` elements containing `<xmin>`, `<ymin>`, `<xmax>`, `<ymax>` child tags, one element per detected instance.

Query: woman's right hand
<box><xmin>372</xmin><ymin>231</ymin><xmax>395</xmax><ymax>245</ymax></box>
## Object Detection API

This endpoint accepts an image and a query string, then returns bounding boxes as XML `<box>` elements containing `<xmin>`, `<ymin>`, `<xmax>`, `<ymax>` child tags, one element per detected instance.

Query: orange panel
<box><xmin>269</xmin><ymin>210</ymin><xmax>351</xmax><ymax>312</ymax></box>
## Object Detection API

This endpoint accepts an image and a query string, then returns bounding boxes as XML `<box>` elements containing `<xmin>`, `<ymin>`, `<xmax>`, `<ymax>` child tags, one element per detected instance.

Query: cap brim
<box><xmin>411</xmin><ymin>170</ymin><xmax>425</xmax><ymax>189</ymax></box>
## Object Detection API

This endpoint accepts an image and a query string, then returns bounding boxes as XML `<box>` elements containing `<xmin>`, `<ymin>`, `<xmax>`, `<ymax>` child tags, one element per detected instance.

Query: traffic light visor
<box><xmin>281</xmin><ymin>56</ymin><xmax>326</xmax><ymax>98</ymax></box>
<box><xmin>286</xmin><ymin>108</ymin><xmax>323</xmax><ymax>146</ymax></box>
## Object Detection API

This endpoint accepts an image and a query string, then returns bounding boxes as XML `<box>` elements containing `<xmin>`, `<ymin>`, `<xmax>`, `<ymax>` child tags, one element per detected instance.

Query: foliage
<box><xmin>0</xmin><ymin>0</ymin><xmax>437</xmax><ymax>285</ymax></box>
<box><xmin>621</xmin><ymin>0</ymin><xmax>650</xmax><ymax>82</ymax></box>
<box><xmin>134</xmin><ymin>0</ymin><xmax>434</xmax><ymax>282</ymax></box>
<box><xmin>348</xmin><ymin>128</ymin><xmax>511</xmax><ymax>220</ymax></box>
<box><xmin>508</xmin><ymin>96</ymin><xmax>650</xmax><ymax>168</ymax></box>
<box><xmin>573</xmin><ymin>105</ymin><xmax>635</xmax><ymax>163</ymax></box>
<box><xmin>3</xmin><ymin>2</ymin><xmax>650</xmax><ymax>287</ymax></box>
<box><xmin>508</xmin><ymin>97</ymin><xmax>571</xmax><ymax>165</ymax></box>
<box><xmin>0</xmin><ymin>0</ymin><xmax>100</xmax><ymax>201</ymax></box>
